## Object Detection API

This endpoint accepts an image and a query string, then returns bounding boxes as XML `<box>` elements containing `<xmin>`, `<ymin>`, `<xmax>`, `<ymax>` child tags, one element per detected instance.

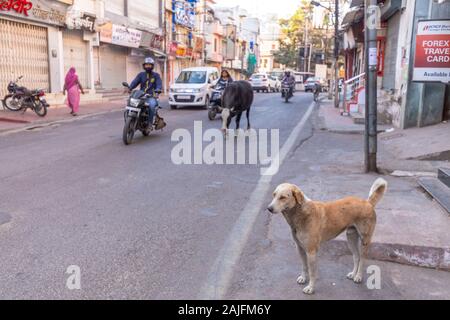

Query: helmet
<box><xmin>143</xmin><ymin>57</ymin><xmax>155</xmax><ymax>65</ymax></box>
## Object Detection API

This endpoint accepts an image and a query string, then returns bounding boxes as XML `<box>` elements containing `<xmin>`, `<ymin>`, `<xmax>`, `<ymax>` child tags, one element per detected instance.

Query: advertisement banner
<box><xmin>413</xmin><ymin>20</ymin><xmax>450</xmax><ymax>83</ymax></box>
<box><xmin>173</xmin><ymin>0</ymin><xmax>195</xmax><ymax>29</ymax></box>
<box><xmin>99</xmin><ymin>23</ymin><xmax>142</xmax><ymax>48</ymax></box>
<box><xmin>111</xmin><ymin>24</ymin><xmax>142</xmax><ymax>48</ymax></box>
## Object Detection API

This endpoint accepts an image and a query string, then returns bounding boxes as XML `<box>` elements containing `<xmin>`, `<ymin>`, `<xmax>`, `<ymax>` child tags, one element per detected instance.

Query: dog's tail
<box><xmin>368</xmin><ymin>178</ymin><xmax>388</xmax><ymax>207</ymax></box>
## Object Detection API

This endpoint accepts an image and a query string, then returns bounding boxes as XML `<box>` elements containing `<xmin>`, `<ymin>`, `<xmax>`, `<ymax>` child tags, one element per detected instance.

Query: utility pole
<box><xmin>364</xmin><ymin>0</ymin><xmax>378</xmax><ymax>172</ymax></box>
<box><xmin>304</xmin><ymin>17</ymin><xmax>309</xmax><ymax>73</ymax></box>
<box><xmin>334</xmin><ymin>0</ymin><xmax>339</xmax><ymax>109</ymax></box>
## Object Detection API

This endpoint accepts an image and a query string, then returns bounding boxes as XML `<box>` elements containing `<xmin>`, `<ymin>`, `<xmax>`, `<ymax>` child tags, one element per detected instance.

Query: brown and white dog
<box><xmin>267</xmin><ymin>178</ymin><xmax>387</xmax><ymax>295</ymax></box>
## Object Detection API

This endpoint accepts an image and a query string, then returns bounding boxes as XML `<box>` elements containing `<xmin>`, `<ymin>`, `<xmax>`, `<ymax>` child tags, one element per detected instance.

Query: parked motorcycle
<box><xmin>281</xmin><ymin>83</ymin><xmax>293</xmax><ymax>103</ymax></box>
<box><xmin>2</xmin><ymin>75</ymin><xmax>26</xmax><ymax>111</ymax></box>
<box><xmin>2</xmin><ymin>76</ymin><xmax>49</xmax><ymax>116</ymax></box>
<box><xmin>207</xmin><ymin>82</ymin><xmax>227</xmax><ymax>120</ymax></box>
<box><xmin>122</xmin><ymin>82</ymin><xmax>166</xmax><ymax>145</ymax></box>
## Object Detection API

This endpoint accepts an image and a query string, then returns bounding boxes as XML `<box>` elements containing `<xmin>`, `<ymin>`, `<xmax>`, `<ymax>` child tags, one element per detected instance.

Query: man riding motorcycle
<box><xmin>129</xmin><ymin>57</ymin><xmax>162</xmax><ymax>126</ymax></box>
<box><xmin>281</xmin><ymin>71</ymin><xmax>296</xmax><ymax>97</ymax></box>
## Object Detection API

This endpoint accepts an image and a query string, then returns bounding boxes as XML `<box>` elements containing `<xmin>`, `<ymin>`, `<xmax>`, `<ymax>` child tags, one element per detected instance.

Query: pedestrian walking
<box><xmin>63</xmin><ymin>67</ymin><xmax>85</xmax><ymax>116</ymax></box>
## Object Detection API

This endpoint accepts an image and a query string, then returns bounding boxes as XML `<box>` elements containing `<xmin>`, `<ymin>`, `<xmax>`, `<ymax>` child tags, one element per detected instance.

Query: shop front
<box><xmin>98</xmin><ymin>22</ymin><xmax>142</xmax><ymax>89</ymax></box>
<box><xmin>0</xmin><ymin>0</ymin><xmax>70</xmax><ymax>96</ymax></box>
<box><xmin>64</xmin><ymin>9</ymin><xmax>97</xmax><ymax>90</ymax></box>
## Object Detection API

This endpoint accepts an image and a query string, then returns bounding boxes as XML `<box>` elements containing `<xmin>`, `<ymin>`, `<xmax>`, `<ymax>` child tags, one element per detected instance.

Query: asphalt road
<box><xmin>0</xmin><ymin>91</ymin><xmax>314</xmax><ymax>299</ymax></box>
<box><xmin>1</xmin><ymin>91</ymin><xmax>448</xmax><ymax>300</ymax></box>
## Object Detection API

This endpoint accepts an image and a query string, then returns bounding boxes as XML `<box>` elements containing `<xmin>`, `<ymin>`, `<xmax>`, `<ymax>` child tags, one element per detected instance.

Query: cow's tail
<box><xmin>368</xmin><ymin>178</ymin><xmax>388</xmax><ymax>207</ymax></box>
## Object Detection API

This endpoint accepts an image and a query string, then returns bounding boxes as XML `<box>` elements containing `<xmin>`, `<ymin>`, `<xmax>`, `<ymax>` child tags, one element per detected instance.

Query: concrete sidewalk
<box><xmin>304</xmin><ymin>101</ymin><xmax>450</xmax><ymax>270</ymax></box>
<box><xmin>317</xmin><ymin>99</ymin><xmax>450</xmax><ymax>174</ymax></box>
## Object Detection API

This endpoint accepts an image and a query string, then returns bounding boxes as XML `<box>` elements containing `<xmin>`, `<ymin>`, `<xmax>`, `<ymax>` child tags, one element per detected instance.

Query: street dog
<box><xmin>267</xmin><ymin>178</ymin><xmax>387</xmax><ymax>295</ymax></box>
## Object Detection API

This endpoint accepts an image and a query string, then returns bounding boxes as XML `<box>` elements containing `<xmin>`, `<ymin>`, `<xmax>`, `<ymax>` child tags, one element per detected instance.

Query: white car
<box><xmin>249</xmin><ymin>73</ymin><xmax>279</xmax><ymax>93</ymax></box>
<box><xmin>169</xmin><ymin>67</ymin><xmax>219</xmax><ymax>109</ymax></box>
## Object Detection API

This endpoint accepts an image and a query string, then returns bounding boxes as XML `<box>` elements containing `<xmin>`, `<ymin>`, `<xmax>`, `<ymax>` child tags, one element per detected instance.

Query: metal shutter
<box><xmin>382</xmin><ymin>12</ymin><xmax>400</xmax><ymax>91</ymax></box>
<box><xmin>0</xmin><ymin>18</ymin><xmax>49</xmax><ymax>97</ymax></box>
<box><xmin>99</xmin><ymin>44</ymin><xmax>127</xmax><ymax>89</ymax></box>
<box><xmin>63</xmin><ymin>30</ymin><xmax>89</xmax><ymax>89</ymax></box>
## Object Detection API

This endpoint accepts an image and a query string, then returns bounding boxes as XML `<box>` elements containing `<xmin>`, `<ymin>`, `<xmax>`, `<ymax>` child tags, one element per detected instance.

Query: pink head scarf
<box><xmin>65</xmin><ymin>67</ymin><xmax>78</xmax><ymax>90</ymax></box>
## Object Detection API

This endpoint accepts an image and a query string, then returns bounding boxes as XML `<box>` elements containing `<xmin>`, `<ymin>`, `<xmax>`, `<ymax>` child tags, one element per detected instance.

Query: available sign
<box><xmin>413</xmin><ymin>20</ymin><xmax>450</xmax><ymax>83</ymax></box>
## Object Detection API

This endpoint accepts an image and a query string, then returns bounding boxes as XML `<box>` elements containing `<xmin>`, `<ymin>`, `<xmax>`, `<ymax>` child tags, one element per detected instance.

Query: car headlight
<box><xmin>170</xmin><ymin>88</ymin><xmax>176</xmax><ymax>93</ymax></box>
<box><xmin>130</xmin><ymin>98</ymin><xmax>140</xmax><ymax>107</ymax></box>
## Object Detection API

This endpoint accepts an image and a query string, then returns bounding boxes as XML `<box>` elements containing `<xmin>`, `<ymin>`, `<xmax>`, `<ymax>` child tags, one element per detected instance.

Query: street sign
<box><xmin>413</xmin><ymin>20</ymin><xmax>450</xmax><ymax>83</ymax></box>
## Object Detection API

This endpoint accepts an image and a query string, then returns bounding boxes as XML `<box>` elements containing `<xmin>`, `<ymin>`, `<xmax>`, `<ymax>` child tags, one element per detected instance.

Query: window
<box><xmin>176</xmin><ymin>71</ymin><xmax>207</xmax><ymax>84</ymax></box>
<box><xmin>214</xmin><ymin>38</ymin><xmax>218</xmax><ymax>53</ymax></box>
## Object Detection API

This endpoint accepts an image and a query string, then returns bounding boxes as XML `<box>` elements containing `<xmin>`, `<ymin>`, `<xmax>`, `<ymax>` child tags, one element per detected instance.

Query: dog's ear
<box><xmin>292</xmin><ymin>186</ymin><xmax>304</xmax><ymax>205</ymax></box>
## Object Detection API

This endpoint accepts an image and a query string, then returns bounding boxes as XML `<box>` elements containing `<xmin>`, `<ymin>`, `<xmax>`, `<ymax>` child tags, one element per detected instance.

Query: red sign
<box><xmin>169</xmin><ymin>42</ymin><xmax>178</xmax><ymax>56</ymax></box>
<box><xmin>413</xmin><ymin>20</ymin><xmax>450</xmax><ymax>82</ymax></box>
<box><xmin>0</xmin><ymin>0</ymin><xmax>33</xmax><ymax>16</ymax></box>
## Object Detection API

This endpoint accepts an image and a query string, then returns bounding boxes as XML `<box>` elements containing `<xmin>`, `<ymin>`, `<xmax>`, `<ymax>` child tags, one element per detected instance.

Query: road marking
<box><xmin>198</xmin><ymin>101</ymin><xmax>316</xmax><ymax>299</ymax></box>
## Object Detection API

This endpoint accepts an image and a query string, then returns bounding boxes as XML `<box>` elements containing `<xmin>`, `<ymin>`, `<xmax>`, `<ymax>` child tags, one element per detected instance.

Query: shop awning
<box><xmin>341</xmin><ymin>8</ymin><xmax>364</xmax><ymax>28</ymax></box>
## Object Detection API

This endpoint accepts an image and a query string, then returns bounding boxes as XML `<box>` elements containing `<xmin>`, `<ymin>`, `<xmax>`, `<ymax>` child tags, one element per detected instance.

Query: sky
<box><xmin>214</xmin><ymin>0</ymin><xmax>302</xmax><ymax>20</ymax></box>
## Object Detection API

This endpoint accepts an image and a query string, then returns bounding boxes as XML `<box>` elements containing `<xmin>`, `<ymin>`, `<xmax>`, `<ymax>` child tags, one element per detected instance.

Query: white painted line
<box><xmin>198</xmin><ymin>101</ymin><xmax>316</xmax><ymax>299</ymax></box>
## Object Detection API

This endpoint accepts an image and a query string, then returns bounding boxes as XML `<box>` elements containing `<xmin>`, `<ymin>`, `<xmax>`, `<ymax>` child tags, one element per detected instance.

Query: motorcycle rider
<box><xmin>129</xmin><ymin>57</ymin><xmax>162</xmax><ymax>126</ymax></box>
<box><xmin>217</xmin><ymin>69</ymin><xmax>234</xmax><ymax>87</ymax></box>
<box><xmin>281</xmin><ymin>71</ymin><xmax>296</xmax><ymax>97</ymax></box>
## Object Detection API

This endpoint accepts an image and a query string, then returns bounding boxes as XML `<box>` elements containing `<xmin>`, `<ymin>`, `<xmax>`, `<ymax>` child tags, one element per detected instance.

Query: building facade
<box><xmin>340</xmin><ymin>0</ymin><xmax>450</xmax><ymax>129</ymax></box>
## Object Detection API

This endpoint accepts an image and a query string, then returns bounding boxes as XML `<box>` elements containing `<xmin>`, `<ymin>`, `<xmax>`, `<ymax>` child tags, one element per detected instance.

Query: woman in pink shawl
<box><xmin>63</xmin><ymin>67</ymin><xmax>85</xmax><ymax>116</ymax></box>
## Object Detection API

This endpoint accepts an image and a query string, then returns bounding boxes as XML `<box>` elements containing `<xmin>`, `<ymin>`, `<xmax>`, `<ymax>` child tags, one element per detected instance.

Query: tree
<box><xmin>274</xmin><ymin>0</ymin><xmax>334</xmax><ymax>71</ymax></box>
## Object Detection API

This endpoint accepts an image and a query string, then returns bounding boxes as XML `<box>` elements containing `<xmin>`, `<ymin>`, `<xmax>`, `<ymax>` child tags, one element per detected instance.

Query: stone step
<box><xmin>350</xmin><ymin>112</ymin><xmax>365</xmax><ymax>125</ymax></box>
<box><xmin>418</xmin><ymin>178</ymin><xmax>450</xmax><ymax>214</ymax></box>
<box><xmin>438</xmin><ymin>168</ymin><xmax>450</xmax><ymax>188</ymax></box>
<box><xmin>350</xmin><ymin>112</ymin><xmax>392</xmax><ymax>126</ymax></box>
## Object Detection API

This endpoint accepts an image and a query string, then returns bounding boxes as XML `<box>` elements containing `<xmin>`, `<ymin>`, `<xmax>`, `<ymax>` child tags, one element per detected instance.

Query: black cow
<box><xmin>220</xmin><ymin>80</ymin><xmax>254</xmax><ymax>133</ymax></box>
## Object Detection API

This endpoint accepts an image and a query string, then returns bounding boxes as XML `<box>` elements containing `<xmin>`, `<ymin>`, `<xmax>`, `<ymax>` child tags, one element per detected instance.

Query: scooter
<box><xmin>207</xmin><ymin>82</ymin><xmax>226</xmax><ymax>120</ymax></box>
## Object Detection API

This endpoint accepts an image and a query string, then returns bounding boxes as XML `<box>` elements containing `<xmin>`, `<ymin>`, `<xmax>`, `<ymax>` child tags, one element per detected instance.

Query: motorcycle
<box><xmin>281</xmin><ymin>83</ymin><xmax>293</xmax><ymax>103</ymax></box>
<box><xmin>2</xmin><ymin>75</ymin><xmax>26</xmax><ymax>111</ymax></box>
<box><xmin>2</xmin><ymin>76</ymin><xmax>49</xmax><ymax>116</ymax></box>
<box><xmin>207</xmin><ymin>82</ymin><xmax>227</xmax><ymax>121</ymax></box>
<box><xmin>122</xmin><ymin>82</ymin><xmax>166</xmax><ymax>145</ymax></box>
<box><xmin>313</xmin><ymin>84</ymin><xmax>321</xmax><ymax>102</ymax></box>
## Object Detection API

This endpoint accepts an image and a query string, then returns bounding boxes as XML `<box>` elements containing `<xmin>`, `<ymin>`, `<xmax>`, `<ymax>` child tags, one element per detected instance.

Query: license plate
<box><xmin>126</xmin><ymin>107</ymin><xmax>140</xmax><ymax>113</ymax></box>
<box><xmin>177</xmin><ymin>95</ymin><xmax>191</xmax><ymax>100</ymax></box>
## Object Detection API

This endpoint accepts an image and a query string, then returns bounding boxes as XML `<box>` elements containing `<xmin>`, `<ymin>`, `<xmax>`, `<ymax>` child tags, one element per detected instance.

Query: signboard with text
<box><xmin>0</xmin><ymin>0</ymin><xmax>67</xmax><ymax>26</ymax></box>
<box><xmin>99</xmin><ymin>23</ymin><xmax>142</xmax><ymax>48</ymax></box>
<box><xmin>413</xmin><ymin>20</ymin><xmax>450</xmax><ymax>83</ymax></box>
